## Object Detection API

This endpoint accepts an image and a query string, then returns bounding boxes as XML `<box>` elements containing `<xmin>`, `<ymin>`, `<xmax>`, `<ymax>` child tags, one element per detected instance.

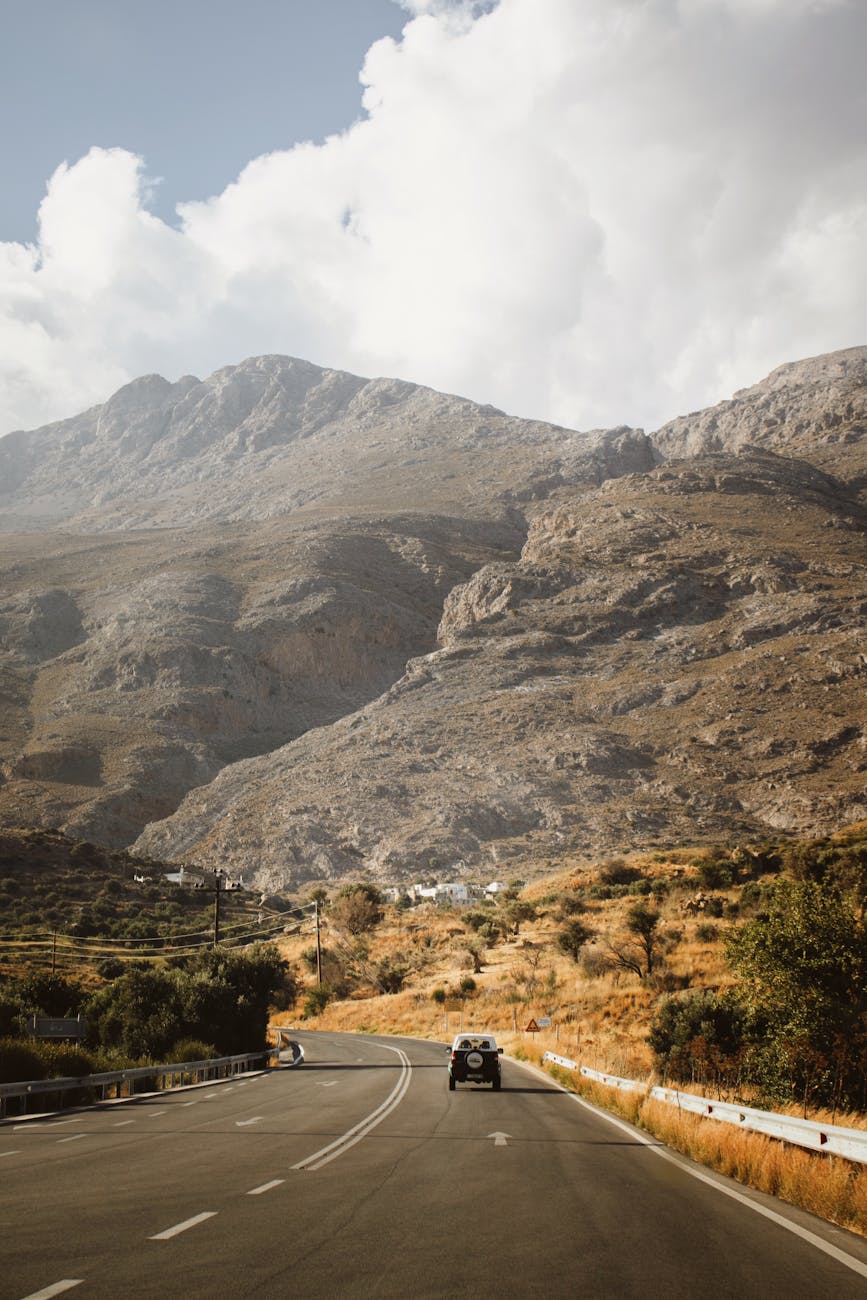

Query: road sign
<box><xmin>537</xmin><ymin>1016</ymin><xmax>552</xmax><ymax>1028</ymax></box>
<box><xmin>525</xmin><ymin>1018</ymin><xmax>540</xmax><ymax>1033</ymax></box>
<box><xmin>26</xmin><ymin>1015</ymin><xmax>87</xmax><ymax>1039</ymax></box>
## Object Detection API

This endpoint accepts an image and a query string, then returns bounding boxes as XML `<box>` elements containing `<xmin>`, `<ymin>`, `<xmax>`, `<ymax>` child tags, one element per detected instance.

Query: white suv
<box><xmin>447</xmin><ymin>1033</ymin><xmax>503</xmax><ymax>1090</ymax></box>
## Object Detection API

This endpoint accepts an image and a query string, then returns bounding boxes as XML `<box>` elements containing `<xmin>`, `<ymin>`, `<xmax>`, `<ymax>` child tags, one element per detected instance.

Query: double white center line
<box><xmin>292</xmin><ymin>1046</ymin><xmax>412</xmax><ymax>1172</ymax></box>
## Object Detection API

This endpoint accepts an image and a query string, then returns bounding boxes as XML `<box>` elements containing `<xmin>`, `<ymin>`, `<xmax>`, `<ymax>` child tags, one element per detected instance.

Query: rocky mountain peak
<box><xmin>653</xmin><ymin>346</ymin><xmax>867</xmax><ymax>494</ymax></box>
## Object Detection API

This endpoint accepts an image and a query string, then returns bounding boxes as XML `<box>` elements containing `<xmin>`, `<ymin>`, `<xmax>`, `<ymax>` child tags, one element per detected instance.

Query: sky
<box><xmin>1</xmin><ymin>0</ymin><xmax>865</xmax><ymax>438</ymax></box>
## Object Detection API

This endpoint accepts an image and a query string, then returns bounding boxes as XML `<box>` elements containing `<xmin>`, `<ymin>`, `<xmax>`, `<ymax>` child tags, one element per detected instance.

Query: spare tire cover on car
<box><xmin>466</xmin><ymin>1050</ymin><xmax>485</xmax><ymax>1070</ymax></box>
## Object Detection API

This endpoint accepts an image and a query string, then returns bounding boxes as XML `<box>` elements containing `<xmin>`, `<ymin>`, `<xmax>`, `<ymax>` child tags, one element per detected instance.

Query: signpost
<box><xmin>26</xmin><ymin>1015</ymin><xmax>87</xmax><ymax>1040</ymax></box>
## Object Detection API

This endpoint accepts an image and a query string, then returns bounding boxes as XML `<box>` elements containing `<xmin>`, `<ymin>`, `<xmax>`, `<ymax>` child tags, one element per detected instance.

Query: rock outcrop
<box><xmin>653</xmin><ymin>346</ymin><xmax>867</xmax><ymax>495</ymax></box>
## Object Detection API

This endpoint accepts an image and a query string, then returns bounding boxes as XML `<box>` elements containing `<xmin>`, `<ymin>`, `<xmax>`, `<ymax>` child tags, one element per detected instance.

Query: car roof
<box><xmin>451</xmin><ymin>1033</ymin><xmax>498</xmax><ymax>1047</ymax></box>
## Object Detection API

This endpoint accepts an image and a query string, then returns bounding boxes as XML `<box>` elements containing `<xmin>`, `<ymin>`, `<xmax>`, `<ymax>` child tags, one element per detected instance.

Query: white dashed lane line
<box><xmin>1</xmin><ymin>1150</ymin><xmax>20</xmax><ymax>1158</ymax></box>
<box><xmin>247</xmin><ymin>1179</ymin><xmax>284</xmax><ymax>1196</ymax></box>
<box><xmin>113</xmin><ymin>1120</ymin><xmax>134</xmax><ymax>1127</ymax></box>
<box><xmin>149</xmin><ymin>1212</ymin><xmax>218</xmax><ymax>1241</ymax></box>
<box><xmin>20</xmin><ymin>1281</ymin><xmax>83</xmax><ymax>1299</ymax></box>
<box><xmin>56</xmin><ymin>1135</ymin><xmax>85</xmax><ymax>1144</ymax></box>
<box><xmin>147</xmin><ymin>1110</ymin><xmax>166</xmax><ymax>1118</ymax></box>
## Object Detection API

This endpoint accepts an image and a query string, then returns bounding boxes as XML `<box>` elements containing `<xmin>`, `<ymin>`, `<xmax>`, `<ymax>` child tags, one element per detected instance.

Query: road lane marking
<box><xmin>247</xmin><ymin>1179</ymin><xmax>285</xmax><ymax>1196</ymax></box>
<box><xmin>235</xmin><ymin>1117</ymin><xmax>264</xmax><ymax>1127</ymax></box>
<box><xmin>0</xmin><ymin>1150</ymin><xmax>19</xmax><ymax>1157</ymax></box>
<box><xmin>56</xmin><ymin>1135</ymin><xmax>85</xmax><ymax>1144</ymax></box>
<box><xmin>13</xmin><ymin>1120</ymin><xmax>82</xmax><ymax>1132</ymax></box>
<box><xmin>20</xmin><ymin>1281</ymin><xmax>83</xmax><ymax>1298</ymax></box>
<box><xmin>515</xmin><ymin>1058</ymin><xmax>867</xmax><ymax>1284</ymax></box>
<box><xmin>293</xmin><ymin>1046</ymin><xmax>412</xmax><ymax>1172</ymax></box>
<box><xmin>113</xmin><ymin>1120</ymin><xmax>134</xmax><ymax>1127</ymax></box>
<box><xmin>182</xmin><ymin>1101</ymin><xmax>199</xmax><ymax>1107</ymax></box>
<box><xmin>571</xmin><ymin>1091</ymin><xmax>867</xmax><ymax>1281</ymax></box>
<box><xmin>147</xmin><ymin>1110</ymin><xmax>166</xmax><ymax>1118</ymax></box>
<box><xmin>149</xmin><ymin>1212</ymin><xmax>217</xmax><ymax>1241</ymax></box>
<box><xmin>488</xmin><ymin>1131</ymin><xmax>511</xmax><ymax>1147</ymax></box>
<box><xmin>317</xmin><ymin>1081</ymin><xmax>338</xmax><ymax>1088</ymax></box>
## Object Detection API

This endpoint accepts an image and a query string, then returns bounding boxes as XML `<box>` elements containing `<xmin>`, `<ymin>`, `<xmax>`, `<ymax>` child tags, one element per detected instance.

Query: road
<box><xmin>3</xmin><ymin>1031</ymin><xmax>867</xmax><ymax>1298</ymax></box>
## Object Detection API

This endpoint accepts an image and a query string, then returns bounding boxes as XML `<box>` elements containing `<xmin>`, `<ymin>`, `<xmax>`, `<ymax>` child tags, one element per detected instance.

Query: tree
<box><xmin>649</xmin><ymin>990</ymin><xmax>746</xmax><ymax>1090</ymax></box>
<box><xmin>179</xmin><ymin>944</ymin><xmax>288</xmax><ymax>1054</ymax></box>
<box><xmin>502</xmin><ymin>899</ymin><xmax>536</xmax><ymax>935</ymax></box>
<box><xmin>85</xmin><ymin>944</ymin><xmax>288</xmax><ymax>1060</ymax></box>
<box><xmin>556</xmin><ymin>918</ymin><xmax>595</xmax><ymax>963</ymax></box>
<box><xmin>17</xmin><ymin>972</ymin><xmax>85</xmax><ymax>1017</ymax></box>
<box><xmin>726</xmin><ymin>879</ymin><xmax>867</xmax><ymax>1109</ymax></box>
<box><xmin>604</xmin><ymin>902</ymin><xmax>662</xmax><ymax>979</ymax></box>
<box><xmin>330</xmin><ymin>884</ymin><xmax>383</xmax><ymax>935</ymax></box>
<box><xmin>86</xmin><ymin>967</ymin><xmax>182</xmax><ymax>1059</ymax></box>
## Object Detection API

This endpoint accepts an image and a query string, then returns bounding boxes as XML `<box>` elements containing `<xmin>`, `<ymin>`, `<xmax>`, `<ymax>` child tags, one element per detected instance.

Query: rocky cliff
<box><xmin>0</xmin><ymin>348</ymin><xmax>864</xmax><ymax>883</ymax></box>
<box><xmin>134</xmin><ymin>447</ymin><xmax>866</xmax><ymax>888</ymax></box>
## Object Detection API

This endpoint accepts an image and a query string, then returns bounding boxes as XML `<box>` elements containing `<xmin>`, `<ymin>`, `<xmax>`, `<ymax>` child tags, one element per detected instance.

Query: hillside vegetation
<box><xmin>286</xmin><ymin>823</ymin><xmax>867</xmax><ymax>1116</ymax></box>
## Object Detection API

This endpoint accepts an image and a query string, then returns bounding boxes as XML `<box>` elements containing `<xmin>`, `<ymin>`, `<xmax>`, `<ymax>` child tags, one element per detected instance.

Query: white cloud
<box><xmin>1</xmin><ymin>0</ymin><xmax>865</xmax><ymax>436</ymax></box>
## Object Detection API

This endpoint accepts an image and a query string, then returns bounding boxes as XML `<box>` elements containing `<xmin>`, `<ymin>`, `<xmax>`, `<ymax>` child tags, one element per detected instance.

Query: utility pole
<box><xmin>213</xmin><ymin>870</ymin><xmax>224</xmax><ymax>947</ymax></box>
<box><xmin>52</xmin><ymin>928</ymin><xmax>57</xmax><ymax>973</ymax></box>
<box><xmin>314</xmin><ymin>898</ymin><xmax>323</xmax><ymax>983</ymax></box>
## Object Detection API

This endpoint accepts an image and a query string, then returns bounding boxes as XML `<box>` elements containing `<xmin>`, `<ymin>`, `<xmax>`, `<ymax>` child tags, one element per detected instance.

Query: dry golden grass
<box><xmin>571</xmin><ymin>1081</ymin><xmax>867</xmax><ymax>1238</ymax></box>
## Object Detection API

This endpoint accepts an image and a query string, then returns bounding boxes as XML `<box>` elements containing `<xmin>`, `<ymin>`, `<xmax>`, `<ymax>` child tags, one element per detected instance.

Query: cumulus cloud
<box><xmin>1</xmin><ymin>0</ymin><xmax>865</xmax><ymax>435</ymax></box>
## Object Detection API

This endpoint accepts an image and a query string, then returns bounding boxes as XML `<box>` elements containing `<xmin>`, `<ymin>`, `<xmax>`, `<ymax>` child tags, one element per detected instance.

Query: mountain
<box><xmin>0</xmin><ymin>356</ymin><xmax>652</xmax><ymax>845</ymax></box>
<box><xmin>0</xmin><ymin>354</ymin><xmax>650</xmax><ymax>531</ymax></box>
<box><xmin>134</xmin><ymin>447</ymin><xmax>866</xmax><ymax>888</ymax></box>
<box><xmin>0</xmin><ymin>348</ymin><xmax>864</xmax><ymax>887</ymax></box>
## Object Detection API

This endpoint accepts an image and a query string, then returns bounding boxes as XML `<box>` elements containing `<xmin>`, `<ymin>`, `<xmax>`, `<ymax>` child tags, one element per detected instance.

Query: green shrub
<box><xmin>599</xmin><ymin>860</ymin><xmax>643</xmax><ymax>886</ymax></box>
<box><xmin>303</xmin><ymin>984</ymin><xmax>333</xmax><ymax>1017</ymax></box>
<box><xmin>38</xmin><ymin>1044</ymin><xmax>96</xmax><ymax>1078</ymax></box>
<box><xmin>0</xmin><ymin>1039</ymin><xmax>48</xmax><ymax>1083</ymax></box>
<box><xmin>167</xmin><ymin>1038</ymin><xmax>218</xmax><ymax>1064</ymax></box>
<box><xmin>648</xmin><ymin>990</ymin><xmax>746</xmax><ymax>1087</ymax></box>
<box><xmin>697</xmin><ymin>860</ymin><xmax>732</xmax><ymax>890</ymax></box>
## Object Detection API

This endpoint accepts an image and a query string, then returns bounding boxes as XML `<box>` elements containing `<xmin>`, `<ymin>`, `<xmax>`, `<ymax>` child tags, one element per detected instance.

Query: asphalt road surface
<box><xmin>3</xmin><ymin>1031</ymin><xmax>867</xmax><ymax>1299</ymax></box>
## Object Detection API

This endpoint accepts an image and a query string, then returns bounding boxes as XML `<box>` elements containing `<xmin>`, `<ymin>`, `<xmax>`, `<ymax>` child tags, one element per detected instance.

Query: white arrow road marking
<box><xmin>20</xmin><ymin>1280</ymin><xmax>83</xmax><ymax>1298</ymax></box>
<box><xmin>247</xmin><ymin>1179</ymin><xmax>285</xmax><ymax>1196</ymax></box>
<box><xmin>150</xmin><ymin>1212</ymin><xmax>217</xmax><ymax>1241</ymax></box>
<box><xmin>293</xmin><ymin>1046</ymin><xmax>412</xmax><ymax>1172</ymax></box>
<box><xmin>488</xmin><ymin>1132</ymin><xmax>511</xmax><ymax>1147</ymax></box>
<box><xmin>235</xmin><ymin>1117</ymin><xmax>264</xmax><ymax>1127</ymax></box>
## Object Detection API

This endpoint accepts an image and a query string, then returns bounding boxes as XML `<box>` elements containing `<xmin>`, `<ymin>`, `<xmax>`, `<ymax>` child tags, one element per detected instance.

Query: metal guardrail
<box><xmin>0</xmin><ymin>1050</ymin><xmax>272</xmax><ymax>1120</ymax></box>
<box><xmin>543</xmin><ymin>1053</ymin><xmax>867</xmax><ymax>1165</ymax></box>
